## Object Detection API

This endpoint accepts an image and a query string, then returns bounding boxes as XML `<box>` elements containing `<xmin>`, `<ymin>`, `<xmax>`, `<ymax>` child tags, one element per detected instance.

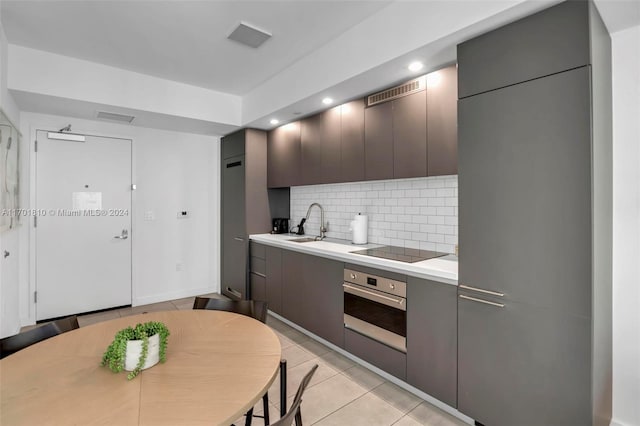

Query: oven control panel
<box><xmin>343</xmin><ymin>269</ymin><xmax>406</xmax><ymax>298</ymax></box>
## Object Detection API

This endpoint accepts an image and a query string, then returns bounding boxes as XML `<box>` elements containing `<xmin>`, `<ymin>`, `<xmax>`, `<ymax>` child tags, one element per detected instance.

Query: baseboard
<box><xmin>132</xmin><ymin>286</ymin><xmax>218</xmax><ymax>307</ymax></box>
<box><xmin>610</xmin><ymin>419</ymin><xmax>627</xmax><ymax>426</ymax></box>
<box><xmin>269</xmin><ymin>311</ymin><xmax>475</xmax><ymax>426</ymax></box>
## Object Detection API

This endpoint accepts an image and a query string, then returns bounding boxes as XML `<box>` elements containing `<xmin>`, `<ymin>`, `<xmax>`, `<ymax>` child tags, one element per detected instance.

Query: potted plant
<box><xmin>101</xmin><ymin>321</ymin><xmax>170</xmax><ymax>380</ymax></box>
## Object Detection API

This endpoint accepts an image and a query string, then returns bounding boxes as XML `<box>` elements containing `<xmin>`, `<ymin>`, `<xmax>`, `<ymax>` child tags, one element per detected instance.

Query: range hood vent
<box><xmin>366</xmin><ymin>76</ymin><xmax>426</xmax><ymax>107</ymax></box>
<box><xmin>96</xmin><ymin>111</ymin><xmax>135</xmax><ymax>123</ymax></box>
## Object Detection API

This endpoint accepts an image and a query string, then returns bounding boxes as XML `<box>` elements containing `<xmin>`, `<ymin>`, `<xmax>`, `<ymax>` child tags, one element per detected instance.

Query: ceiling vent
<box><xmin>227</xmin><ymin>22</ymin><xmax>272</xmax><ymax>48</ymax></box>
<box><xmin>96</xmin><ymin>111</ymin><xmax>135</xmax><ymax>123</ymax></box>
<box><xmin>366</xmin><ymin>76</ymin><xmax>426</xmax><ymax>107</ymax></box>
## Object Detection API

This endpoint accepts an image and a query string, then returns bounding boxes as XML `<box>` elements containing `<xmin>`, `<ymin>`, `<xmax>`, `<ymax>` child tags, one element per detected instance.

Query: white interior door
<box><xmin>35</xmin><ymin>130</ymin><xmax>132</xmax><ymax>320</ymax></box>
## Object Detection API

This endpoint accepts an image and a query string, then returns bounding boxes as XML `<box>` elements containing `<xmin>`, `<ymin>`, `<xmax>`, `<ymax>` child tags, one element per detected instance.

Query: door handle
<box><xmin>459</xmin><ymin>294</ymin><xmax>504</xmax><ymax>308</ymax></box>
<box><xmin>234</xmin><ymin>237</ymin><xmax>244</xmax><ymax>242</ymax></box>
<box><xmin>459</xmin><ymin>284</ymin><xmax>504</xmax><ymax>297</ymax></box>
<box><xmin>114</xmin><ymin>229</ymin><xmax>128</xmax><ymax>240</ymax></box>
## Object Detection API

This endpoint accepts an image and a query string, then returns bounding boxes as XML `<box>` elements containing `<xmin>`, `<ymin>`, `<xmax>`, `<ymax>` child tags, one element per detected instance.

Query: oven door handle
<box><xmin>343</xmin><ymin>283</ymin><xmax>406</xmax><ymax>311</ymax></box>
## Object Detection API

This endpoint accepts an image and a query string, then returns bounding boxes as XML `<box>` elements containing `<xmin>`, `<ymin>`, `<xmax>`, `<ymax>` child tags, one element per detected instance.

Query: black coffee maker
<box><xmin>271</xmin><ymin>218</ymin><xmax>290</xmax><ymax>234</ymax></box>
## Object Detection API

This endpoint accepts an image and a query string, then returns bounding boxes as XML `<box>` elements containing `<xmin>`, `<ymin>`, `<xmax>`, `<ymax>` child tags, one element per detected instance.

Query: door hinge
<box><xmin>34</xmin><ymin>216</ymin><xmax>37</xmax><ymax>228</ymax></box>
<box><xmin>34</xmin><ymin>140</ymin><xmax>38</xmax><ymax>152</ymax></box>
<box><xmin>34</xmin><ymin>291</ymin><xmax>38</xmax><ymax>303</ymax></box>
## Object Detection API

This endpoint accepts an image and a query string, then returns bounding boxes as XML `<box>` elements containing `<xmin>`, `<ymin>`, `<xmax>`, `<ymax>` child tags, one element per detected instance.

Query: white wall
<box><xmin>0</xmin><ymin>15</ymin><xmax>22</xmax><ymax>337</ymax></box>
<box><xmin>17</xmin><ymin>112</ymin><xmax>220</xmax><ymax>327</ymax></box>
<box><xmin>611</xmin><ymin>24</ymin><xmax>640</xmax><ymax>426</ymax></box>
<box><xmin>291</xmin><ymin>176</ymin><xmax>458</xmax><ymax>253</ymax></box>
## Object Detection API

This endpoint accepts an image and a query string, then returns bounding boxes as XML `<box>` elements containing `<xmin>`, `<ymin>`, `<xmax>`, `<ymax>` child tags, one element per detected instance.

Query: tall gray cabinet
<box><xmin>221</xmin><ymin>129</ymin><xmax>271</xmax><ymax>300</ymax></box>
<box><xmin>457</xmin><ymin>2</ymin><xmax>612</xmax><ymax>425</ymax></box>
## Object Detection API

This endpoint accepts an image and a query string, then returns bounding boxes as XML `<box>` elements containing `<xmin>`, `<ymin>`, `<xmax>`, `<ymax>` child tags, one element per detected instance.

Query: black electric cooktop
<box><xmin>352</xmin><ymin>245</ymin><xmax>448</xmax><ymax>263</ymax></box>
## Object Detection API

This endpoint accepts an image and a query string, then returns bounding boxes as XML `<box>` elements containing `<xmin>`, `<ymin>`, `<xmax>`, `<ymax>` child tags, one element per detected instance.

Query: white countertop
<box><xmin>249</xmin><ymin>233</ymin><xmax>458</xmax><ymax>286</ymax></box>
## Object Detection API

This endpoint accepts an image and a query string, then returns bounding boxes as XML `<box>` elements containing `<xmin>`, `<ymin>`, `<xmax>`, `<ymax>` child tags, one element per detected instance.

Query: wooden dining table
<box><xmin>0</xmin><ymin>310</ymin><xmax>282</xmax><ymax>425</ymax></box>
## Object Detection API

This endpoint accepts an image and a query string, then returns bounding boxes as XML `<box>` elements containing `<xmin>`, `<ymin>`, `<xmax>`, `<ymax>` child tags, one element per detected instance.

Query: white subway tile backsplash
<box><xmin>290</xmin><ymin>175</ymin><xmax>458</xmax><ymax>254</ymax></box>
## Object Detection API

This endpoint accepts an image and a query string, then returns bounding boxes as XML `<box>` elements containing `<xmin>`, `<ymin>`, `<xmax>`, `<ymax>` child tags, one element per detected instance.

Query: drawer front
<box><xmin>250</xmin><ymin>257</ymin><xmax>266</xmax><ymax>276</ymax></box>
<box><xmin>345</xmin><ymin>328</ymin><xmax>406</xmax><ymax>380</ymax></box>
<box><xmin>250</xmin><ymin>241</ymin><xmax>266</xmax><ymax>260</ymax></box>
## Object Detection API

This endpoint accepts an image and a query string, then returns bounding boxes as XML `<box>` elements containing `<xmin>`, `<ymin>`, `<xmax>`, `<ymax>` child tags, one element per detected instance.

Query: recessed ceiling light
<box><xmin>322</xmin><ymin>97</ymin><xmax>333</xmax><ymax>105</ymax></box>
<box><xmin>270</xmin><ymin>119</ymin><xmax>279</xmax><ymax>125</ymax></box>
<box><xmin>408</xmin><ymin>61</ymin><xmax>424</xmax><ymax>72</ymax></box>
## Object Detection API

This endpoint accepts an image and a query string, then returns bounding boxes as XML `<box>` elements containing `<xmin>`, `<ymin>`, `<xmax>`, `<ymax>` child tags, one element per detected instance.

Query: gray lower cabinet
<box><xmin>265</xmin><ymin>246</ymin><xmax>283</xmax><ymax>315</ymax></box>
<box><xmin>249</xmin><ymin>242</ymin><xmax>283</xmax><ymax>315</ymax></box>
<box><xmin>406</xmin><ymin>277</ymin><xmax>457</xmax><ymax>408</ymax></box>
<box><xmin>281</xmin><ymin>250</ymin><xmax>344</xmax><ymax>347</ymax></box>
<box><xmin>457</xmin><ymin>296</ymin><xmax>591</xmax><ymax>426</ymax></box>
<box><xmin>344</xmin><ymin>329</ymin><xmax>406</xmax><ymax>380</ymax></box>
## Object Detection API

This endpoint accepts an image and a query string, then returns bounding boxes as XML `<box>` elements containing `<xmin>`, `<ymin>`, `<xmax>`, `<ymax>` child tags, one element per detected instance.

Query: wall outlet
<box><xmin>177</xmin><ymin>211</ymin><xmax>189</xmax><ymax>219</ymax></box>
<box><xmin>144</xmin><ymin>211</ymin><xmax>155</xmax><ymax>221</ymax></box>
<box><xmin>176</xmin><ymin>262</ymin><xmax>183</xmax><ymax>272</ymax></box>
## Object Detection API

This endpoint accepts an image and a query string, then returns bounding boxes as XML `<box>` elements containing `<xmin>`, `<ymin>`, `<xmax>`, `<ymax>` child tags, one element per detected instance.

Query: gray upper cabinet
<box><xmin>427</xmin><ymin>65</ymin><xmax>458</xmax><ymax>176</ymax></box>
<box><xmin>267</xmin><ymin>122</ymin><xmax>301</xmax><ymax>188</ymax></box>
<box><xmin>222</xmin><ymin>130</ymin><xmax>245</xmax><ymax>159</ymax></box>
<box><xmin>300</xmin><ymin>115</ymin><xmax>323</xmax><ymax>185</ymax></box>
<box><xmin>364</xmin><ymin>100</ymin><xmax>394</xmax><ymax>181</ymax></box>
<box><xmin>340</xmin><ymin>100</ymin><xmax>365</xmax><ymax>182</ymax></box>
<box><xmin>406</xmin><ymin>277</ymin><xmax>457</xmax><ymax>408</ymax></box>
<box><xmin>393</xmin><ymin>91</ymin><xmax>427</xmax><ymax>179</ymax></box>
<box><xmin>221</xmin><ymin>129</ymin><xmax>271</xmax><ymax>300</ymax></box>
<box><xmin>457</xmin><ymin>0</ymin><xmax>590</xmax><ymax>98</ymax></box>
<box><xmin>267</xmin><ymin>66</ymin><xmax>457</xmax><ymax>185</ymax></box>
<box><xmin>321</xmin><ymin>106</ymin><xmax>342</xmax><ymax>184</ymax></box>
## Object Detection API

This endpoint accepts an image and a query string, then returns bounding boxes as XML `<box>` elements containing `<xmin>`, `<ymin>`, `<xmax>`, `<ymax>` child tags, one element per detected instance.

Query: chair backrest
<box><xmin>0</xmin><ymin>322</ymin><xmax>62</xmax><ymax>359</ymax></box>
<box><xmin>52</xmin><ymin>315</ymin><xmax>79</xmax><ymax>333</ymax></box>
<box><xmin>271</xmin><ymin>364</ymin><xmax>318</xmax><ymax>426</ymax></box>
<box><xmin>192</xmin><ymin>297</ymin><xmax>268</xmax><ymax>323</ymax></box>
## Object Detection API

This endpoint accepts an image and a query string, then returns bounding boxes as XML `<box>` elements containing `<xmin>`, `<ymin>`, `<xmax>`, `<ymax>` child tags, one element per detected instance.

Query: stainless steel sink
<box><xmin>288</xmin><ymin>237</ymin><xmax>318</xmax><ymax>243</ymax></box>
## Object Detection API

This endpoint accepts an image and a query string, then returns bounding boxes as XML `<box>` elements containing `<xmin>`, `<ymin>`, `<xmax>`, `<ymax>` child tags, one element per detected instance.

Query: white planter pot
<box><xmin>124</xmin><ymin>333</ymin><xmax>160</xmax><ymax>371</ymax></box>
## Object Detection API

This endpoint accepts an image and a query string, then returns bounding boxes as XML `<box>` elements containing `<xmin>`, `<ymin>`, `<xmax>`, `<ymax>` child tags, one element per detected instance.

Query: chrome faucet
<box><xmin>305</xmin><ymin>203</ymin><xmax>327</xmax><ymax>240</ymax></box>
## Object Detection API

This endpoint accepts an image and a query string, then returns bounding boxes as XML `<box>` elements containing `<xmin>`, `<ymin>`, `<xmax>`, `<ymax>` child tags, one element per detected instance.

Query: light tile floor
<box><xmin>35</xmin><ymin>295</ymin><xmax>468</xmax><ymax>426</ymax></box>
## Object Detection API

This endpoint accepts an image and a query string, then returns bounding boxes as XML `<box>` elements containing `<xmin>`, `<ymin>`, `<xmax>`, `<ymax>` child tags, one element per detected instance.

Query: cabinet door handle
<box><xmin>459</xmin><ymin>294</ymin><xmax>504</xmax><ymax>308</ymax></box>
<box><xmin>459</xmin><ymin>284</ymin><xmax>504</xmax><ymax>297</ymax></box>
<box><xmin>251</xmin><ymin>272</ymin><xmax>266</xmax><ymax>278</ymax></box>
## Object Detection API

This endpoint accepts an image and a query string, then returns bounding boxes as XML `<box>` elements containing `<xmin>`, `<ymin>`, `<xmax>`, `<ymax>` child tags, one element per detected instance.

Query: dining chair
<box><xmin>193</xmin><ymin>297</ymin><xmax>272</xmax><ymax>425</ymax></box>
<box><xmin>192</xmin><ymin>297</ymin><xmax>268</xmax><ymax>323</ymax></box>
<box><xmin>270</xmin><ymin>364</ymin><xmax>318</xmax><ymax>426</ymax></box>
<box><xmin>0</xmin><ymin>315</ymin><xmax>79</xmax><ymax>359</ymax></box>
<box><xmin>52</xmin><ymin>315</ymin><xmax>80</xmax><ymax>333</ymax></box>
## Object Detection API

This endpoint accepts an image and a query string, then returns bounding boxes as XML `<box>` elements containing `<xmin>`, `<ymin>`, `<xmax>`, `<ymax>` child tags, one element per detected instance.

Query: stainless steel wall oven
<box><xmin>343</xmin><ymin>268</ymin><xmax>407</xmax><ymax>353</ymax></box>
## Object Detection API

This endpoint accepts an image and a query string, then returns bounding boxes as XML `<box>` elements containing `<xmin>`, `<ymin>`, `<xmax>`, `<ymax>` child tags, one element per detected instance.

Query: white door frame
<box><xmin>27</xmin><ymin>125</ymin><xmax>136</xmax><ymax>324</ymax></box>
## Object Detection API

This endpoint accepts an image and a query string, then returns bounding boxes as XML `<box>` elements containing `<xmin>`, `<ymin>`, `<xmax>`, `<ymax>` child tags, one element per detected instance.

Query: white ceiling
<box><xmin>2</xmin><ymin>0</ymin><xmax>638</xmax><ymax>136</ymax></box>
<box><xmin>1</xmin><ymin>0</ymin><xmax>391</xmax><ymax>95</ymax></box>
